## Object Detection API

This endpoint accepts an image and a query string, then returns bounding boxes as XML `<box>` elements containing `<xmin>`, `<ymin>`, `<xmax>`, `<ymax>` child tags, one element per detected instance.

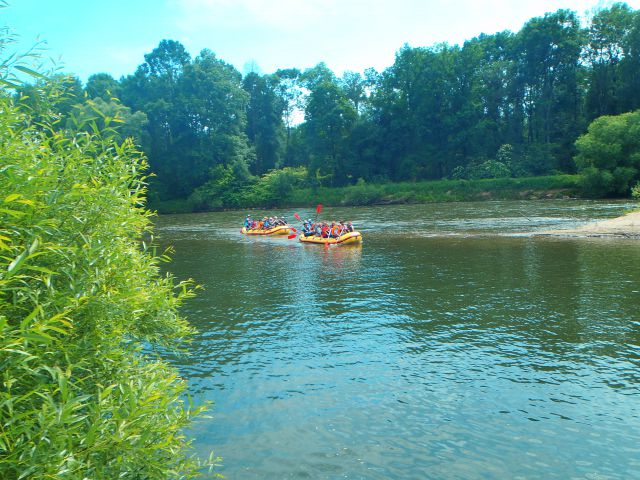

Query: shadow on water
<box><xmin>156</xmin><ymin>200</ymin><xmax>640</xmax><ymax>480</ymax></box>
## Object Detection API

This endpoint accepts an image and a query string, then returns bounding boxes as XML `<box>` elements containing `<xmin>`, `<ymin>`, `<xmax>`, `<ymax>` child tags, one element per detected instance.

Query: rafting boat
<box><xmin>299</xmin><ymin>231</ymin><xmax>362</xmax><ymax>245</ymax></box>
<box><xmin>241</xmin><ymin>225</ymin><xmax>292</xmax><ymax>235</ymax></box>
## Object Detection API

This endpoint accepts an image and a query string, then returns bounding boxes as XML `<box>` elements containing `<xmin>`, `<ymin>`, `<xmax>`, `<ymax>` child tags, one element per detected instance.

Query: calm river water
<box><xmin>156</xmin><ymin>200</ymin><xmax>640</xmax><ymax>480</ymax></box>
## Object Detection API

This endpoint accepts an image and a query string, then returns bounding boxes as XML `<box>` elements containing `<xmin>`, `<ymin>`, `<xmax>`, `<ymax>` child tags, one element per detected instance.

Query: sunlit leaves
<box><xmin>0</xmin><ymin>59</ymin><xmax>214</xmax><ymax>478</ymax></box>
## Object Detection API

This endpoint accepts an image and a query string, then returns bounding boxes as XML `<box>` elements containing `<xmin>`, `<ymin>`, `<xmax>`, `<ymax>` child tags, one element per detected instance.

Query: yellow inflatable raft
<box><xmin>241</xmin><ymin>225</ymin><xmax>291</xmax><ymax>235</ymax></box>
<box><xmin>299</xmin><ymin>231</ymin><xmax>362</xmax><ymax>245</ymax></box>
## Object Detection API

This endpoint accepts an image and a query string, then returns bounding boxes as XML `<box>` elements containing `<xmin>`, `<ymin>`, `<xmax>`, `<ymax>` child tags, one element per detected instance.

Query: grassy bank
<box><xmin>288</xmin><ymin>174</ymin><xmax>582</xmax><ymax>206</ymax></box>
<box><xmin>152</xmin><ymin>174</ymin><xmax>582</xmax><ymax>214</ymax></box>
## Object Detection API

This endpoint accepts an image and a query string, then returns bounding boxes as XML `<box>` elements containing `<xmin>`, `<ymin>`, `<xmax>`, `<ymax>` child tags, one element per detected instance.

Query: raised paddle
<box><xmin>290</xmin><ymin>213</ymin><xmax>304</xmax><ymax>239</ymax></box>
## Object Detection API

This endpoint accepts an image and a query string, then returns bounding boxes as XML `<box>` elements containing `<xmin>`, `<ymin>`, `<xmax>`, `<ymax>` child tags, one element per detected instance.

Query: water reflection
<box><xmin>156</xmin><ymin>200</ymin><xmax>640</xmax><ymax>479</ymax></box>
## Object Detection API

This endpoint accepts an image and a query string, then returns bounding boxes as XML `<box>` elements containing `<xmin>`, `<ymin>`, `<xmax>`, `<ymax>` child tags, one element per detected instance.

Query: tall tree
<box><xmin>516</xmin><ymin>9</ymin><xmax>584</xmax><ymax>171</ymax></box>
<box><xmin>243</xmin><ymin>72</ymin><xmax>285</xmax><ymax>174</ymax></box>
<box><xmin>85</xmin><ymin>73</ymin><xmax>121</xmax><ymax>101</ymax></box>
<box><xmin>303</xmin><ymin>69</ymin><xmax>357</xmax><ymax>186</ymax></box>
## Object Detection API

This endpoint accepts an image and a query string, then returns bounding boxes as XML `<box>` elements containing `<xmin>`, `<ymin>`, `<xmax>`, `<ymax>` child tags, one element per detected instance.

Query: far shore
<box><xmin>538</xmin><ymin>210</ymin><xmax>640</xmax><ymax>238</ymax></box>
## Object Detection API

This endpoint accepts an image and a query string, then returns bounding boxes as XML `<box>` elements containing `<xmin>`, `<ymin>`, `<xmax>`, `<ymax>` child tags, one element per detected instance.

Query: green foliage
<box><xmin>242</xmin><ymin>72</ymin><xmax>286</xmax><ymax>174</ymax></box>
<box><xmin>632</xmin><ymin>181</ymin><xmax>640</xmax><ymax>199</ymax></box>
<box><xmin>0</xmin><ymin>76</ymin><xmax>216</xmax><ymax>477</ymax></box>
<box><xmin>286</xmin><ymin>175</ymin><xmax>580</xmax><ymax>207</ymax></box>
<box><xmin>189</xmin><ymin>163</ymin><xmax>251</xmax><ymax>210</ymax></box>
<box><xmin>575</xmin><ymin>110</ymin><xmax>640</xmax><ymax>196</ymax></box>
<box><xmin>188</xmin><ymin>166</ymin><xmax>309</xmax><ymax>210</ymax></box>
<box><xmin>66</xmin><ymin>97</ymin><xmax>150</xmax><ymax>148</ymax></box>
<box><xmin>36</xmin><ymin>4</ymin><xmax>640</xmax><ymax>204</ymax></box>
<box><xmin>85</xmin><ymin>73</ymin><xmax>121</xmax><ymax>101</ymax></box>
<box><xmin>120</xmin><ymin>41</ymin><xmax>252</xmax><ymax>200</ymax></box>
<box><xmin>451</xmin><ymin>159</ymin><xmax>512</xmax><ymax>180</ymax></box>
<box><xmin>249</xmin><ymin>166</ymin><xmax>309</xmax><ymax>205</ymax></box>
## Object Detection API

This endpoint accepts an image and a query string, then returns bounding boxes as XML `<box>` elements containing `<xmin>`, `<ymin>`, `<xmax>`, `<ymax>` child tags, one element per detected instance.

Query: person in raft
<box><xmin>301</xmin><ymin>219</ymin><xmax>355</xmax><ymax>238</ymax></box>
<box><xmin>244</xmin><ymin>215</ymin><xmax>288</xmax><ymax>231</ymax></box>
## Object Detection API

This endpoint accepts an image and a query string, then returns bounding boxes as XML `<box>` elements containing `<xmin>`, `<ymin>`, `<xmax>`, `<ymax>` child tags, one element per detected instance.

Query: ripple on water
<box><xmin>159</xmin><ymin>201</ymin><xmax>640</xmax><ymax>479</ymax></box>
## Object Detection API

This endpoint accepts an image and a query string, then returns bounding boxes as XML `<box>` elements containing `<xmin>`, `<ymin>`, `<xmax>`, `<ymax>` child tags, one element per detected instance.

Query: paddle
<box><xmin>289</xmin><ymin>212</ymin><xmax>304</xmax><ymax>239</ymax></box>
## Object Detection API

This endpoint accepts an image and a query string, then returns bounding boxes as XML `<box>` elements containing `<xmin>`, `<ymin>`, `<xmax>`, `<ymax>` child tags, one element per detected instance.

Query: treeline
<box><xmin>18</xmin><ymin>3</ymin><xmax>640</xmax><ymax>209</ymax></box>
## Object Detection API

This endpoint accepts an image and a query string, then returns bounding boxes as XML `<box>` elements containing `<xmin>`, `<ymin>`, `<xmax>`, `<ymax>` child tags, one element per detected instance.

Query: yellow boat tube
<box><xmin>299</xmin><ymin>231</ymin><xmax>362</xmax><ymax>245</ymax></box>
<box><xmin>241</xmin><ymin>225</ymin><xmax>292</xmax><ymax>235</ymax></box>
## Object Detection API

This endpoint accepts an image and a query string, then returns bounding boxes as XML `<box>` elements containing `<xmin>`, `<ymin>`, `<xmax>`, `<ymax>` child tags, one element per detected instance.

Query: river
<box><xmin>156</xmin><ymin>200</ymin><xmax>640</xmax><ymax>479</ymax></box>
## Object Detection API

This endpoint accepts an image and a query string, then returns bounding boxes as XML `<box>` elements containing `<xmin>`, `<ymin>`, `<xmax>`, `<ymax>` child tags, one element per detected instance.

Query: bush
<box><xmin>451</xmin><ymin>159</ymin><xmax>511</xmax><ymax>180</ymax></box>
<box><xmin>579</xmin><ymin>167</ymin><xmax>614</xmax><ymax>198</ymax></box>
<box><xmin>0</xmin><ymin>77</ymin><xmax>215</xmax><ymax>477</ymax></box>
<box><xmin>247</xmin><ymin>167</ymin><xmax>308</xmax><ymax>206</ymax></box>
<box><xmin>575</xmin><ymin>110</ymin><xmax>640</xmax><ymax>196</ymax></box>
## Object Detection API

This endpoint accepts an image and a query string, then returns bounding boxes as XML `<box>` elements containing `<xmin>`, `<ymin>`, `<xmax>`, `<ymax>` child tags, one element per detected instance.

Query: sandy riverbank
<box><xmin>538</xmin><ymin>210</ymin><xmax>640</xmax><ymax>238</ymax></box>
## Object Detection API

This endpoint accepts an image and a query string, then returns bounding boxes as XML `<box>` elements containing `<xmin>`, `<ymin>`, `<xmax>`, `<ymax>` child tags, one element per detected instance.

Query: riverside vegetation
<box><xmin>3</xmin><ymin>3</ymin><xmax>640</xmax><ymax>479</ymax></box>
<box><xmin>0</xmin><ymin>48</ymin><xmax>216</xmax><ymax>478</ymax></box>
<box><xmin>15</xmin><ymin>3</ymin><xmax>640</xmax><ymax>213</ymax></box>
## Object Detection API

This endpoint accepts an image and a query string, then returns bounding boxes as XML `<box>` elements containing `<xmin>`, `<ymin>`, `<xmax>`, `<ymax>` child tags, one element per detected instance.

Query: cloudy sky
<box><xmin>4</xmin><ymin>0</ymin><xmax>639</xmax><ymax>81</ymax></box>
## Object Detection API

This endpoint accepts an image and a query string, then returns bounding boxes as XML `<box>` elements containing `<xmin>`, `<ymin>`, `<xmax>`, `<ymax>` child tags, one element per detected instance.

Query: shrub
<box><xmin>0</xmin><ymin>76</ymin><xmax>216</xmax><ymax>476</ymax></box>
<box><xmin>575</xmin><ymin>110</ymin><xmax>640</xmax><ymax>196</ymax></box>
<box><xmin>247</xmin><ymin>166</ymin><xmax>308</xmax><ymax>206</ymax></box>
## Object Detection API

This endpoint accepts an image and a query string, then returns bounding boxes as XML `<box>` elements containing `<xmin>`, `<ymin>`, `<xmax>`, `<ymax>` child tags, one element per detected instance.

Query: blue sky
<box><xmin>4</xmin><ymin>0</ymin><xmax>640</xmax><ymax>82</ymax></box>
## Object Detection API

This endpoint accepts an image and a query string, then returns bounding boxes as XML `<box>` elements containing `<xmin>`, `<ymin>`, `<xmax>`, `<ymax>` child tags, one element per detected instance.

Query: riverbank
<box><xmin>152</xmin><ymin>174</ymin><xmax>582</xmax><ymax>214</ymax></box>
<box><xmin>538</xmin><ymin>210</ymin><xmax>640</xmax><ymax>238</ymax></box>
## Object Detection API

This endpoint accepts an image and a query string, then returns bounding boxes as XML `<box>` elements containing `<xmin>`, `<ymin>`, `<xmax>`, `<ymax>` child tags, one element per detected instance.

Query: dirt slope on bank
<box><xmin>539</xmin><ymin>210</ymin><xmax>640</xmax><ymax>238</ymax></box>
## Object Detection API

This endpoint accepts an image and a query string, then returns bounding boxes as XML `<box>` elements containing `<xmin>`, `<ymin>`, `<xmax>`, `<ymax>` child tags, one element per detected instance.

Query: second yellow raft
<box><xmin>299</xmin><ymin>231</ymin><xmax>362</xmax><ymax>245</ymax></box>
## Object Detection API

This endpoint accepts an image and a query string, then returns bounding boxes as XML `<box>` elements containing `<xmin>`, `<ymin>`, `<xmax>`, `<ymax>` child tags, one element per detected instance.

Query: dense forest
<box><xmin>18</xmin><ymin>3</ymin><xmax>640</xmax><ymax>209</ymax></box>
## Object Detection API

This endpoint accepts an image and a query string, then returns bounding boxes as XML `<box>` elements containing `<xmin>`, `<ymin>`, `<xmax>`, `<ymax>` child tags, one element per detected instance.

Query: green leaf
<box><xmin>3</xmin><ymin>193</ymin><xmax>21</xmax><ymax>203</ymax></box>
<box><xmin>6</xmin><ymin>249</ymin><xmax>28</xmax><ymax>276</ymax></box>
<box><xmin>15</xmin><ymin>65</ymin><xmax>47</xmax><ymax>79</ymax></box>
<box><xmin>0</xmin><ymin>207</ymin><xmax>25</xmax><ymax>218</ymax></box>
<box><xmin>20</xmin><ymin>305</ymin><xmax>43</xmax><ymax>330</ymax></box>
<box><xmin>0</xmin><ymin>78</ymin><xmax>21</xmax><ymax>88</ymax></box>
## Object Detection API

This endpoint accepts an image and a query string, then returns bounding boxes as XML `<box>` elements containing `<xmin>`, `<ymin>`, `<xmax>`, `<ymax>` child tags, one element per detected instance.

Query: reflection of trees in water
<box><xmin>291</xmin><ymin>244</ymin><xmax>365</xmax><ymax>318</ymax></box>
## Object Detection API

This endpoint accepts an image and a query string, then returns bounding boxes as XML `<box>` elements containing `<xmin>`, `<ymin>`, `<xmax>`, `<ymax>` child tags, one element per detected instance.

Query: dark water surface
<box><xmin>156</xmin><ymin>200</ymin><xmax>640</xmax><ymax>479</ymax></box>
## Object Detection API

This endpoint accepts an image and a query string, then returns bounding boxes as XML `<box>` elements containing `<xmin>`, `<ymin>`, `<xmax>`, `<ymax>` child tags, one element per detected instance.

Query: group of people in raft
<box><xmin>243</xmin><ymin>215</ymin><xmax>288</xmax><ymax>230</ymax></box>
<box><xmin>300</xmin><ymin>219</ymin><xmax>355</xmax><ymax>238</ymax></box>
<box><xmin>243</xmin><ymin>215</ymin><xmax>355</xmax><ymax>238</ymax></box>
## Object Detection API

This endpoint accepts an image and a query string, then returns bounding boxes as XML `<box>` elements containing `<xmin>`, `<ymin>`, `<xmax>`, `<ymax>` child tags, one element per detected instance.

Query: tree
<box><xmin>303</xmin><ymin>71</ymin><xmax>357</xmax><ymax>186</ymax></box>
<box><xmin>516</xmin><ymin>10</ymin><xmax>584</xmax><ymax>171</ymax></box>
<box><xmin>120</xmin><ymin>42</ymin><xmax>253</xmax><ymax>199</ymax></box>
<box><xmin>273</xmin><ymin>68</ymin><xmax>303</xmax><ymax>162</ymax></box>
<box><xmin>340</xmin><ymin>71</ymin><xmax>366</xmax><ymax>113</ymax></box>
<box><xmin>242</xmin><ymin>72</ymin><xmax>285</xmax><ymax>174</ymax></box>
<box><xmin>575</xmin><ymin>110</ymin><xmax>640</xmax><ymax>196</ymax></box>
<box><xmin>85</xmin><ymin>73</ymin><xmax>121</xmax><ymax>101</ymax></box>
<box><xmin>177</xmin><ymin>48</ymin><xmax>253</xmax><ymax>195</ymax></box>
<box><xmin>143</xmin><ymin>39</ymin><xmax>191</xmax><ymax>84</ymax></box>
